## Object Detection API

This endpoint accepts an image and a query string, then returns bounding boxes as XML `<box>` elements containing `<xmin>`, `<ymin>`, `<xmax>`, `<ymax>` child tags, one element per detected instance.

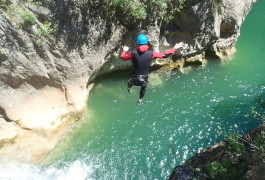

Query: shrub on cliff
<box><xmin>204</xmin><ymin>99</ymin><xmax>265</xmax><ymax>179</ymax></box>
<box><xmin>101</xmin><ymin>0</ymin><xmax>186</xmax><ymax>22</ymax></box>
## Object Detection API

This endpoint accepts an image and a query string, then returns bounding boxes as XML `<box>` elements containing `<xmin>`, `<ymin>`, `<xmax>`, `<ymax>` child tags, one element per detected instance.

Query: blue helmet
<box><xmin>137</xmin><ymin>34</ymin><xmax>148</xmax><ymax>45</ymax></box>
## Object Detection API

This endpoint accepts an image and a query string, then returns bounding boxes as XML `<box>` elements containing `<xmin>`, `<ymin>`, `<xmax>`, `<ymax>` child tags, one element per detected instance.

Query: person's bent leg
<box><xmin>127</xmin><ymin>77</ymin><xmax>133</xmax><ymax>92</ymax></box>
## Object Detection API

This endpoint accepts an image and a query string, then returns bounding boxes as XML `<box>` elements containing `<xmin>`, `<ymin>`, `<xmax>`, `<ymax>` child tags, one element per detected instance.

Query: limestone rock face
<box><xmin>0</xmin><ymin>0</ymin><xmax>256</xmax><ymax>163</ymax></box>
<box><xmin>160</xmin><ymin>0</ymin><xmax>256</xmax><ymax>59</ymax></box>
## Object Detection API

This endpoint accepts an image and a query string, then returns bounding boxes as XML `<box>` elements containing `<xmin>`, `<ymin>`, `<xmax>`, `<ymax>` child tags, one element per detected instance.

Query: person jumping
<box><xmin>120</xmin><ymin>34</ymin><xmax>183</xmax><ymax>105</ymax></box>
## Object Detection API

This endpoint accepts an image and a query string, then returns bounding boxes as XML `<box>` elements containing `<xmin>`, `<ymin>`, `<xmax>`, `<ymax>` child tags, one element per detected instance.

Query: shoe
<box><xmin>136</xmin><ymin>99</ymin><xmax>142</xmax><ymax>106</ymax></box>
<box><xmin>127</xmin><ymin>88</ymin><xmax>132</xmax><ymax>93</ymax></box>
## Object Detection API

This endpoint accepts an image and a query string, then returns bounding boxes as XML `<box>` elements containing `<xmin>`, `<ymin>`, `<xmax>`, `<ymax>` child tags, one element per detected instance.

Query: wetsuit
<box><xmin>120</xmin><ymin>45</ymin><xmax>176</xmax><ymax>99</ymax></box>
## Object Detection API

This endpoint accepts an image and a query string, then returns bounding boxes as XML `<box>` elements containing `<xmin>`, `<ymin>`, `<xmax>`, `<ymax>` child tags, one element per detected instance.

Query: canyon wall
<box><xmin>0</xmin><ymin>0</ymin><xmax>256</xmax><ymax>163</ymax></box>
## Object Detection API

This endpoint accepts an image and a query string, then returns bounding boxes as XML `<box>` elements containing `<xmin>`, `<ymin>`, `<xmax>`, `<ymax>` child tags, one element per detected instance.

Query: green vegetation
<box><xmin>204</xmin><ymin>128</ymin><xmax>247</xmax><ymax>179</ymax></box>
<box><xmin>205</xmin><ymin>161</ymin><xmax>227</xmax><ymax>178</ymax></box>
<box><xmin>4</xmin><ymin>1</ymin><xmax>37</xmax><ymax>26</ymax></box>
<box><xmin>205</xmin><ymin>158</ymin><xmax>247</xmax><ymax>179</ymax></box>
<box><xmin>34</xmin><ymin>21</ymin><xmax>58</xmax><ymax>46</ymax></box>
<box><xmin>204</xmin><ymin>103</ymin><xmax>265</xmax><ymax>179</ymax></box>
<box><xmin>114</xmin><ymin>0</ymin><xmax>147</xmax><ymax>19</ymax></box>
<box><xmin>225</xmin><ymin>133</ymin><xmax>245</xmax><ymax>155</ymax></box>
<box><xmin>1</xmin><ymin>0</ymin><xmax>56</xmax><ymax>46</ymax></box>
<box><xmin>212</xmin><ymin>0</ymin><xmax>222</xmax><ymax>14</ymax></box>
<box><xmin>1</xmin><ymin>0</ymin><xmax>44</xmax><ymax>26</ymax></box>
<box><xmin>101</xmin><ymin>0</ymin><xmax>186</xmax><ymax>21</ymax></box>
<box><xmin>248</xmin><ymin>107</ymin><xmax>265</xmax><ymax>122</ymax></box>
<box><xmin>0</xmin><ymin>0</ymin><xmax>7</xmax><ymax>9</ymax></box>
<box><xmin>253</xmin><ymin>129</ymin><xmax>265</xmax><ymax>157</ymax></box>
<box><xmin>20</xmin><ymin>7</ymin><xmax>37</xmax><ymax>26</ymax></box>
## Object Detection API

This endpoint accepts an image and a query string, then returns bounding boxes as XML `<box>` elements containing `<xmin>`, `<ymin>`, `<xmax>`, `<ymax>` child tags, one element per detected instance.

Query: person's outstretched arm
<box><xmin>152</xmin><ymin>42</ymin><xmax>184</xmax><ymax>59</ymax></box>
<box><xmin>120</xmin><ymin>46</ymin><xmax>132</xmax><ymax>61</ymax></box>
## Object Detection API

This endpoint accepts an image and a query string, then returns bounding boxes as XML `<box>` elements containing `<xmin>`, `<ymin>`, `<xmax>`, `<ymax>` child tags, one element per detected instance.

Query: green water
<box><xmin>41</xmin><ymin>1</ymin><xmax>265</xmax><ymax>179</ymax></box>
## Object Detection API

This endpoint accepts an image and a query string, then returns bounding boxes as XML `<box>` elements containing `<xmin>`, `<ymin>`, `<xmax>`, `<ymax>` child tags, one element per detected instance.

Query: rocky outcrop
<box><xmin>0</xmin><ymin>0</ymin><xmax>256</xmax><ymax>163</ymax></box>
<box><xmin>169</xmin><ymin>125</ymin><xmax>265</xmax><ymax>180</ymax></box>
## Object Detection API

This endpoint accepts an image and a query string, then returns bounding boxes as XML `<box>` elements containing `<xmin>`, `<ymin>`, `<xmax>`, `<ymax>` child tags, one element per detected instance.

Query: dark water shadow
<box><xmin>210</xmin><ymin>92</ymin><xmax>264</xmax><ymax>136</ymax></box>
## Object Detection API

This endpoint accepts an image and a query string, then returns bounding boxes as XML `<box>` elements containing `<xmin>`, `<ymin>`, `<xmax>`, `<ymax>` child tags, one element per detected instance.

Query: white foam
<box><xmin>0</xmin><ymin>160</ymin><xmax>94</xmax><ymax>180</ymax></box>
